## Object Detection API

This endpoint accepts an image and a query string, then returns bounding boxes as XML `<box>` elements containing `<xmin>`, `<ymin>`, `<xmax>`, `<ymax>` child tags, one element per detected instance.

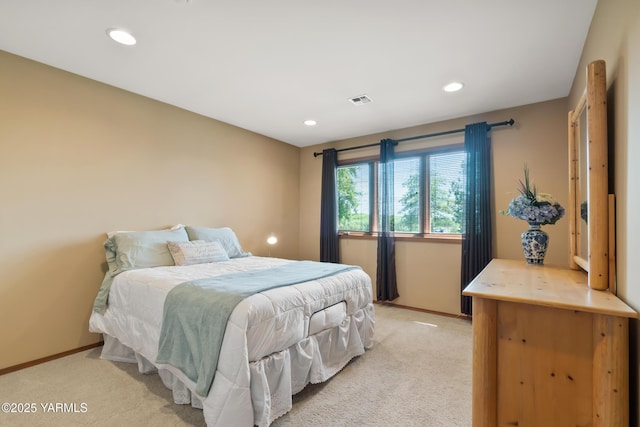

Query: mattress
<box><xmin>89</xmin><ymin>256</ymin><xmax>375</xmax><ymax>426</ymax></box>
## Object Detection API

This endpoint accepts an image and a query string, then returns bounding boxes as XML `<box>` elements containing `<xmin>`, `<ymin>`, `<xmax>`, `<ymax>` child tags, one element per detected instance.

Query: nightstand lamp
<box><xmin>267</xmin><ymin>234</ymin><xmax>278</xmax><ymax>256</ymax></box>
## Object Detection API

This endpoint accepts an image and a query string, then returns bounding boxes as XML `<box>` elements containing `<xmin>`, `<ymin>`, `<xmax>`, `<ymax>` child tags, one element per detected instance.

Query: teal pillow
<box><xmin>185</xmin><ymin>226</ymin><xmax>251</xmax><ymax>258</ymax></box>
<box><xmin>105</xmin><ymin>227</ymin><xmax>190</xmax><ymax>275</ymax></box>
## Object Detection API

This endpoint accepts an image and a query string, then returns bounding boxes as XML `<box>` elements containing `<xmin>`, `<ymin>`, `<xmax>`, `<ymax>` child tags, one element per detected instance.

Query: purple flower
<box><xmin>502</xmin><ymin>167</ymin><xmax>565</xmax><ymax>226</ymax></box>
<box><xmin>505</xmin><ymin>194</ymin><xmax>564</xmax><ymax>225</ymax></box>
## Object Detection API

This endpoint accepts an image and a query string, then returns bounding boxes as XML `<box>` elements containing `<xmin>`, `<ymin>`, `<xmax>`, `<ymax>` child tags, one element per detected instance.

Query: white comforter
<box><xmin>89</xmin><ymin>256</ymin><xmax>375</xmax><ymax>426</ymax></box>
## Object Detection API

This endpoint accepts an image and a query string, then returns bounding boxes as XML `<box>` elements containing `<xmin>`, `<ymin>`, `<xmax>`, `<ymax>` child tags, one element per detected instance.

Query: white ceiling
<box><xmin>0</xmin><ymin>0</ymin><xmax>597</xmax><ymax>147</ymax></box>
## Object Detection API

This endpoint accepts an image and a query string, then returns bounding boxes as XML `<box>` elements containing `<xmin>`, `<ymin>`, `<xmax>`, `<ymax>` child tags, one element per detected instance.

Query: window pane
<box><xmin>429</xmin><ymin>151</ymin><xmax>466</xmax><ymax>233</ymax></box>
<box><xmin>337</xmin><ymin>164</ymin><xmax>370</xmax><ymax>231</ymax></box>
<box><xmin>391</xmin><ymin>157</ymin><xmax>421</xmax><ymax>233</ymax></box>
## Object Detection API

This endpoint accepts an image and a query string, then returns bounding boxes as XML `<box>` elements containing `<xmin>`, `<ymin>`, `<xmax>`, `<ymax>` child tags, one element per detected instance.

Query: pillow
<box><xmin>167</xmin><ymin>240</ymin><xmax>230</xmax><ymax>266</ymax></box>
<box><xmin>185</xmin><ymin>226</ymin><xmax>251</xmax><ymax>258</ymax></box>
<box><xmin>104</xmin><ymin>227</ymin><xmax>190</xmax><ymax>275</ymax></box>
<box><xmin>106</xmin><ymin>224</ymin><xmax>185</xmax><ymax>238</ymax></box>
<box><xmin>104</xmin><ymin>225</ymin><xmax>186</xmax><ymax>272</ymax></box>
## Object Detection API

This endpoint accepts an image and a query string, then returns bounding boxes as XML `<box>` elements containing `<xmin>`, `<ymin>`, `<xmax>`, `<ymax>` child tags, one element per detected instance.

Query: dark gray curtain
<box><xmin>377</xmin><ymin>139</ymin><xmax>399</xmax><ymax>301</ymax></box>
<box><xmin>320</xmin><ymin>148</ymin><xmax>340</xmax><ymax>263</ymax></box>
<box><xmin>460</xmin><ymin>122</ymin><xmax>492</xmax><ymax>315</ymax></box>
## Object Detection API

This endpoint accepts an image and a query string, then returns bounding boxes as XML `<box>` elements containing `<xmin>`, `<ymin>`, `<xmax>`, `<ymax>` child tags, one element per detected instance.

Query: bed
<box><xmin>88</xmin><ymin>225</ymin><xmax>375</xmax><ymax>426</ymax></box>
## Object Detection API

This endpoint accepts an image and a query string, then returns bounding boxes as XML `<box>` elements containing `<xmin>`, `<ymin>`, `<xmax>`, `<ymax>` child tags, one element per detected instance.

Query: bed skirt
<box><xmin>99</xmin><ymin>303</ymin><xmax>375</xmax><ymax>426</ymax></box>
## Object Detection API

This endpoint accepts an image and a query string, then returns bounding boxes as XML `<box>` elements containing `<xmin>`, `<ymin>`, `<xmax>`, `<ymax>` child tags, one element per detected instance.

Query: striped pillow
<box><xmin>167</xmin><ymin>240</ymin><xmax>229</xmax><ymax>266</ymax></box>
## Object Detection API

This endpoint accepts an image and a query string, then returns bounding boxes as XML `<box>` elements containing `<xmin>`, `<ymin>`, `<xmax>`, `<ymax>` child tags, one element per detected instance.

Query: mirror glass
<box><xmin>577</xmin><ymin>107</ymin><xmax>588</xmax><ymax>261</ymax></box>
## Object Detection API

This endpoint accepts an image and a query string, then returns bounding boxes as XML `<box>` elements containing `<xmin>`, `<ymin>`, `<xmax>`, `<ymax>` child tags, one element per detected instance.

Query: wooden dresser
<box><xmin>462</xmin><ymin>259</ymin><xmax>637</xmax><ymax>427</ymax></box>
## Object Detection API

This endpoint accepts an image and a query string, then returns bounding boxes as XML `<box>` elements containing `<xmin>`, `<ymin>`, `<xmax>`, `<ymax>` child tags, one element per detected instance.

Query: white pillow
<box><xmin>167</xmin><ymin>240</ymin><xmax>230</xmax><ymax>266</ymax></box>
<box><xmin>106</xmin><ymin>224</ymin><xmax>185</xmax><ymax>238</ymax></box>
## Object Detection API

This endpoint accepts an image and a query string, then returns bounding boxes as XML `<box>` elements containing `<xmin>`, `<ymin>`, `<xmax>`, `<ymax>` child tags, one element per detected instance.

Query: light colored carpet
<box><xmin>0</xmin><ymin>305</ymin><xmax>472</xmax><ymax>426</ymax></box>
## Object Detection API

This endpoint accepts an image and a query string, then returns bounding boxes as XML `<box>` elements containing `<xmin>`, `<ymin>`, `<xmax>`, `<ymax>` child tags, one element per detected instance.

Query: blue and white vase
<box><xmin>521</xmin><ymin>223</ymin><xmax>549</xmax><ymax>265</ymax></box>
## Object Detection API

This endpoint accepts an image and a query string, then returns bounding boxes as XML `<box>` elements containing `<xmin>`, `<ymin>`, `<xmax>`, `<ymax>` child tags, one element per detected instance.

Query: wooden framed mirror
<box><xmin>568</xmin><ymin>60</ymin><xmax>610</xmax><ymax>291</ymax></box>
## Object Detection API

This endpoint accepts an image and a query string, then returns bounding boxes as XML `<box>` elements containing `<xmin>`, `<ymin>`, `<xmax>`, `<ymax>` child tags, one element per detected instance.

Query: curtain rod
<box><xmin>312</xmin><ymin>118</ymin><xmax>515</xmax><ymax>157</ymax></box>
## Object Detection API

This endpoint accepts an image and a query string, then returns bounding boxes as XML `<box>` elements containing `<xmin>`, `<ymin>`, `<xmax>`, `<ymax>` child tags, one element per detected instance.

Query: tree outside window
<box><xmin>337</xmin><ymin>149</ymin><xmax>465</xmax><ymax>235</ymax></box>
<box><xmin>337</xmin><ymin>164</ymin><xmax>370</xmax><ymax>232</ymax></box>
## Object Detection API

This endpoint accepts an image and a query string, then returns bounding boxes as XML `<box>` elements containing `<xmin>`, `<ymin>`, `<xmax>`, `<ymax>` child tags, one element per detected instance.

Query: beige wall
<box><xmin>567</xmin><ymin>0</ymin><xmax>640</xmax><ymax>422</ymax></box>
<box><xmin>299</xmin><ymin>98</ymin><xmax>570</xmax><ymax>315</ymax></box>
<box><xmin>0</xmin><ymin>50</ymin><xmax>300</xmax><ymax>370</ymax></box>
<box><xmin>5</xmin><ymin>0</ymin><xmax>637</xmax><ymax>389</ymax></box>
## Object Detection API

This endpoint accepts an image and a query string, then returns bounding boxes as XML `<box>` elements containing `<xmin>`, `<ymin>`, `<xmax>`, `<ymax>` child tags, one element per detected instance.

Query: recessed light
<box><xmin>443</xmin><ymin>81</ymin><xmax>464</xmax><ymax>92</ymax></box>
<box><xmin>304</xmin><ymin>120</ymin><xmax>317</xmax><ymax>126</ymax></box>
<box><xmin>107</xmin><ymin>28</ymin><xmax>137</xmax><ymax>46</ymax></box>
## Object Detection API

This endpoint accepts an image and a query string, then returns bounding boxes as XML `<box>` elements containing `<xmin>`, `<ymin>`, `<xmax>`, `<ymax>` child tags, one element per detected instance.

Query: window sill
<box><xmin>338</xmin><ymin>232</ymin><xmax>461</xmax><ymax>243</ymax></box>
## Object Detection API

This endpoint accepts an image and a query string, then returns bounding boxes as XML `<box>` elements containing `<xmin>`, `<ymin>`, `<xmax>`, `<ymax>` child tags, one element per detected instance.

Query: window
<box><xmin>337</xmin><ymin>163</ymin><xmax>372</xmax><ymax>232</ymax></box>
<box><xmin>337</xmin><ymin>148</ymin><xmax>466</xmax><ymax>236</ymax></box>
<box><xmin>382</xmin><ymin>157</ymin><xmax>422</xmax><ymax>233</ymax></box>
<box><xmin>429</xmin><ymin>151</ymin><xmax>466</xmax><ymax>233</ymax></box>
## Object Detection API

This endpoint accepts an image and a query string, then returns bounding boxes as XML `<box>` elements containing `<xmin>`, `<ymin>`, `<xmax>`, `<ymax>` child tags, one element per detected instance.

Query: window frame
<box><xmin>336</xmin><ymin>156</ymin><xmax>376</xmax><ymax>234</ymax></box>
<box><xmin>336</xmin><ymin>145</ymin><xmax>465</xmax><ymax>242</ymax></box>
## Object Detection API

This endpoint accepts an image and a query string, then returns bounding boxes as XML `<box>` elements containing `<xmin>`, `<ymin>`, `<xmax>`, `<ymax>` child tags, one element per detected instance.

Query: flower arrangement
<box><xmin>502</xmin><ymin>166</ymin><xmax>565</xmax><ymax>225</ymax></box>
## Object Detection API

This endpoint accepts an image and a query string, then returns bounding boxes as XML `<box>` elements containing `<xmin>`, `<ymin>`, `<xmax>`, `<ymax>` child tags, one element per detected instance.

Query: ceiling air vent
<box><xmin>349</xmin><ymin>95</ymin><xmax>372</xmax><ymax>106</ymax></box>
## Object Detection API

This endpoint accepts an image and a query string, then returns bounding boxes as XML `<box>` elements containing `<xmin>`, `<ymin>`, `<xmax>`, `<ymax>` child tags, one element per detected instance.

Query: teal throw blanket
<box><xmin>155</xmin><ymin>260</ymin><xmax>359</xmax><ymax>397</ymax></box>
